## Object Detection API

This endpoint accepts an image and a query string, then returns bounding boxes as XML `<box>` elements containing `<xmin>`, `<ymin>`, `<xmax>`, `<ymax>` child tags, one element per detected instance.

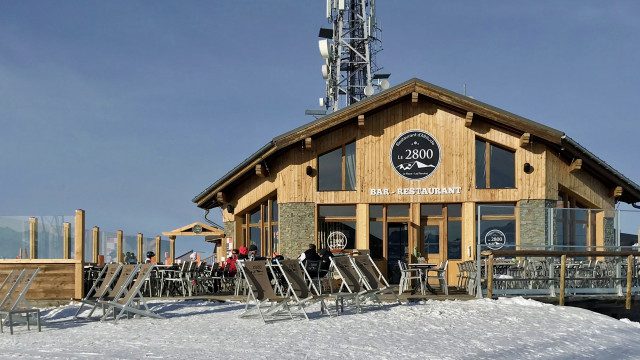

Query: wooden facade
<box><xmin>194</xmin><ymin>78</ymin><xmax>640</xmax><ymax>284</ymax></box>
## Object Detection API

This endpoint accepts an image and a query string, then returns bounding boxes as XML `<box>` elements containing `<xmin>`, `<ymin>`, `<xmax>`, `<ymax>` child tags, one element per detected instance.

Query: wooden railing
<box><xmin>482</xmin><ymin>249</ymin><xmax>639</xmax><ymax>309</ymax></box>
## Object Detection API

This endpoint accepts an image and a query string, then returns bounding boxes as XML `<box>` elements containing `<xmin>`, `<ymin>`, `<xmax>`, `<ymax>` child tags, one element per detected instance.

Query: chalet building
<box><xmin>192</xmin><ymin>78</ymin><xmax>640</xmax><ymax>284</ymax></box>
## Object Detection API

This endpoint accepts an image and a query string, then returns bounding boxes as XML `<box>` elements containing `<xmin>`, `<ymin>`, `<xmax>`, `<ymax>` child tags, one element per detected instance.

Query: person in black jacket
<box><xmin>319</xmin><ymin>247</ymin><xmax>334</xmax><ymax>273</ymax></box>
<box><xmin>299</xmin><ymin>244</ymin><xmax>321</xmax><ymax>263</ymax></box>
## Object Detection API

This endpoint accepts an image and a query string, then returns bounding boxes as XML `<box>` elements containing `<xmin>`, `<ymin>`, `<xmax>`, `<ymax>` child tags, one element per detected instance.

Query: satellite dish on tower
<box><xmin>321</xmin><ymin>64</ymin><xmax>328</xmax><ymax>79</ymax></box>
<box><xmin>319</xmin><ymin>97</ymin><xmax>325</xmax><ymax>107</ymax></box>
<box><xmin>364</xmin><ymin>85</ymin><xmax>375</xmax><ymax>96</ymax></box>
<box><xmin>380</xmin><ymin>79</ymin><xmax>390</xmax><ymax>90</ymax></box>
<box><xmin>318</xmin><ymin>39</ymin><xmax>331</xmax><ymax>59</ymax></box>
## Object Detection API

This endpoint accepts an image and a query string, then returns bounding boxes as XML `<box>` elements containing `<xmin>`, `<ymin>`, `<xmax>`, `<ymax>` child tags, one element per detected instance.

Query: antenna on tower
<box><xmin>307</xmin><ymin>0</ymin><xmax>389</xmax><ymax>115</ymax></box>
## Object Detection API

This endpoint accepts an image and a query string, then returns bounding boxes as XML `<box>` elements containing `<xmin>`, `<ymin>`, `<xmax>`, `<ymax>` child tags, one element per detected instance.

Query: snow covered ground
<box><xmin>1</xmin><ymin>297</ymin><xmax>639</xmax><ymax>359</ymax></box>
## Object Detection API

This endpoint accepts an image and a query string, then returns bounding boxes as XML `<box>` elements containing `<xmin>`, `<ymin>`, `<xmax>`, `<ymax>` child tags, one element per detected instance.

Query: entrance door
<box><xmin>387</xmin><ymin>223</ymin><xmax>408</xmax><ymax>284</ymax></box>
<box><xmin>421</xmin><ymin>222</ymin><xmax>444</xmax><ymax>266</ymax></box>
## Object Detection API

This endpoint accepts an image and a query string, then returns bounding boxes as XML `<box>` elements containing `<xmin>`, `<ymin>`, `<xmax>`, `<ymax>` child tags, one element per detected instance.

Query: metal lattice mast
<box><xmin>315</xmin><ymin>0</ymin><xmax>389</xmax><ymax>114</ymax></box>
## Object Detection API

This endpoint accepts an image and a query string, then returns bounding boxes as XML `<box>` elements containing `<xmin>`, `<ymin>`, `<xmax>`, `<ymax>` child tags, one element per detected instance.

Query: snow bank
<box><xmin>0</xmin><ymin>297</ymin><xmax>638</xmax><ymax>359</ymax></box>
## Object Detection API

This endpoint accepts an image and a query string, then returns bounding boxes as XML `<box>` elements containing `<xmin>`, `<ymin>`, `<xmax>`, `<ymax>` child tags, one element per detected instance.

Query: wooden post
<box><xmin>137</xmin><ymin>233</ymin><xmax>144</xmax><ymax>263</ymax></box>
<box><xmin>169</xmin><ymin>236</ymin><xmax>176</xmax><ymax>265</ymax></box>
<box><xmin>155</xmin><ymin>236</ymin><xmax>161</xmax><ymax>264</ymax></box>
<box><xmin>92</xmin><ymin>226</ymin><xmax>100</xmax><ymax>263</ymax></box>
<box><xmin>62</xmin><ymin>222</ymin><xmax>71</xmax><ymax>259</ymax></box>
<box><xmin>487</xmin><ymin>254</ymin><xmax>494</xmax><ymax>299</ymax></box>
<box><xmin>116</xmin><ymin>230</ymin><xmax>124</xmax><ymax>263</ymax></box>
<box><xmin>74</xmin><ymin>209</ymin><xmax>85</xmax><ymax>299</ymax></box>
<box><xmin>626</xmin><ymin>254</ymin><xmax>633</xmax><ymax>310</ymax></box>
<box><xmin>559</xmin><ymin>254</ymin><xmax>566</xmax><ymax>306</ymax></box>
<box><xmin>29</xmin><ymin>217</ymin><xmax>38</xmax><ymax>259</ymax></box>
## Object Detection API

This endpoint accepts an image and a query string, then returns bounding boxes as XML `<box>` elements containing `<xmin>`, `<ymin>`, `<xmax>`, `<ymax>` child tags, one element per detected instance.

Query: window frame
<box><xmin>318</xmin><ymin>204</ymin><xmax>357</xmax><ymax>251</ymax></box>
<box><xmin>240</xmin><ymin>197</ymin><xmax>278</xmax><ymax>255</ymax></box>
<box><xmin>475</xmin><ymin>137</ymin><xmax>516</xmax><ymax>189</ymax></box>
<box><xmin>317</xmin><ymin>140</ymin><xmax>357</xmax><ymax>192</ymax></box>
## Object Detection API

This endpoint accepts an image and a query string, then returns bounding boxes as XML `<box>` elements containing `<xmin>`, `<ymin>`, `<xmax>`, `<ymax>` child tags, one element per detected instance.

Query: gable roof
<box><xmin>162</xmin><ymin>221</ymin><xmax>225</xmax><ymax>237</ymax></box>
<box><xmin>193</xmin><ymin>78</ymin><xmax>640</xmax><ymax>207</ymax></box>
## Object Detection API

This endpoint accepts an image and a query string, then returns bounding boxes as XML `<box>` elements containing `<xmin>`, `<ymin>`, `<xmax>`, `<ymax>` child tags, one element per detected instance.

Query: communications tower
<box><xmin>311</xmin><ymin>0</ymin><xmax>389</xmax><ymax>115</ymax></box>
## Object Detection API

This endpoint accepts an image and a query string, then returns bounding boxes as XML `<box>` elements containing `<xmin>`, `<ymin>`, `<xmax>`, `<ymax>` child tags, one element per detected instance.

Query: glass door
<box><xmin>421</xmin><ymin>222</ymin><xmax>443</xmax><ymax>266</ymax></box>
<box><xmin>387</xmin><ymin>222</ymin><xmax>408</xmax><ymax>284</ymax></box>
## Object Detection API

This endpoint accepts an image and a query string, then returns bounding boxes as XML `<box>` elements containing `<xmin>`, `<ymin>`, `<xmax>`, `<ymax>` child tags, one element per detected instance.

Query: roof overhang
<box><xmin>192</xmin><ymin>78</ymin><xmax>640</xmax><ymax>207</ymax></box>
<box><xmin>162</xmin><ymin>222</ymin><xmax>225</xmax><ymax>238</ymax></box>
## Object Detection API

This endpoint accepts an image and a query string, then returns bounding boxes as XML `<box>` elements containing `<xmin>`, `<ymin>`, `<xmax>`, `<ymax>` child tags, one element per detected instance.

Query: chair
<box><xmin>160</xmin><ymin>262</ymin><xmax>189</xmax><ymax>297</ymax></box>
<box><xmin>303</xmin><ymin>260</ymin><xmax>323</xmax><ymax>294</ymax></box>
<box><xmin>100</xmin><ymin>264</ymin><xmax>165</xmax><ymax>322</ymax></box>
<box><xmin>83</xmin><ymin>264</ymin><xmax>138</xmax><ymax>319</ymax></box>
<box><xmin>0</xmin><ymin>268</ymin><xmax>41</xmax><ymax>335</ymax></box>
<box><xmin>329</xmin><ymin>256</ymin><xmax>365</xmax><ymax>313</ymax></box>
<box><xmin>74</xmin><ymin>263</ymin><xmax>122</xmax><ymax>319</ymax></box>
<box><xmin>427</xmin><ymin>260</ymin><xmax>448</xmax><ymax>295</ymax></box>
<box><xmin>276</xmin><ymin>259</ymin><xmax>331</xmax><ymax>318</ymax></box>
<box><xmin>351</xmin><ymin>254</ymin><xmax>400</xmax><ymax>304</ymax></box>
<box><xmin>397</xmin><ymin>260</ymin><xmax>424</xmax><ymax>295</ymax></box>
<box><xmin>237</xmin><ymin>260</ymin><xmax>296</xmax><ymax>323</ymax></box>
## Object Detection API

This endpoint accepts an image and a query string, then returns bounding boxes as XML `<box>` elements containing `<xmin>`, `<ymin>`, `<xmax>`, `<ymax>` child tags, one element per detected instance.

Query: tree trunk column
<box><xmin>169</xmin><ymin>236</ymin><xmax>176</xmax><ymax>265</ymax></box>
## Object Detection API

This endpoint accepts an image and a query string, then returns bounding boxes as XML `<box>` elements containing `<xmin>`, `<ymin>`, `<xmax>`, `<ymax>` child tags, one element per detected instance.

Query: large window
<box><xmin>478</xmin><ymin>203</ymin><xmax>516</xmax><ymax>250</ymax></box>
<box><xmin>476</xmin><ymin>138</ymin><xmax>515</xmax><ymax>189</ymax></box>
<box><xmin>318</xmin><ymin>141</ymin><xmax>356</xmax><ymax>191</ymax></box>
<box><xmin>555</xmin><ymin>190</ymin><xmax>591</xmax><ymax>249</ymax></box>
<box><xmin>369</xmin><ymin>204</ymin><xmax>410</xmax><ymax>260</ymax></box>
<box><xmin>240</xmin><ymin>197</ymin><xmax>278</xmax><ymax>256</ymax></box>
<box><xmin>318</xmin><ymin>205</ymin><xmax>356</xmax><ymax>251</ymax></box>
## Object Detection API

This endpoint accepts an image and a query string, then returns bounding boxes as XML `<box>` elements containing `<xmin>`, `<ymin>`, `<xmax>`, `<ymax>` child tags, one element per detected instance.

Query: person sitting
<box><xmin>248</xmin><ymin>244</ymin><xmax>258</xmax><ymax>260</ymax></box>
<box><xmin>319</xmin><ymin>247</ymin><xmax>334</xmax><ymax>273</ymax></box>
<box><xmin>145</xmin><ymin>251</ymin><xmax>155</xmax><ymax>264</ymax></box>
<box><xmin>238</xmin><ymin>246</ymin><xmax>249</xmax><ymax>260</ymax></box>
<box><xmin>299</xmin><ymin>243</ymin><xmax>321</xmax><ymax>263</ymax></box>
<box><xmin>223</xmin><ymin>249</ymin><xmax>239</xmax><ymax>277</ymax></box>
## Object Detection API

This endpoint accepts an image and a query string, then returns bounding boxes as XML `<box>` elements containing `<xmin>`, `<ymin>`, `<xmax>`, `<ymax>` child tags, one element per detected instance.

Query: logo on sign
<box><xmin>484</xmin><ymin>229</ymin><xmax>506</xmax><ymax>250</ymax></box>
<box><xmin>390</xmin><ymin>130</ymin><xmax>441</xmax><ymax>180</ymax></box>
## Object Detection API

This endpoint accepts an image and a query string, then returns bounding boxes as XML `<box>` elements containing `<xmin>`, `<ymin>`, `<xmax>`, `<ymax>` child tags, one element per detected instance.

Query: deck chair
<box><xmin>74</xmin><ymin>263</ymin><xmax>122</xmax><ymax>319</ymax></box>
<box><xmin>276</xmin><ymin>259</ymin><xmax>331</xmax><ymax>318</ymax></box>
<box><xmin>0</xmin><ymin>268</ymin><xmax>41</xmax><ymax>335</ymax></box>
<box><xmin>351</xmin><ymin>254</ymin><xmax>401</xmax><ymax>304</ymax></box>
<box><xmin>237</xmin><ymin>260</ymin><xmax>296</xmax><ymax>323</ymax></box>
<box><xmin>80</xmin><ymin>264</ymin><xmax>138</xmax><ymax>319</ymax></box>
<box><xmin>329</xmin><ymin>256</ymin><xmax>364</xmax><ymax>313</ymax></box>
<box><xmin>100</xmin><ymin>264</ymin><xmax>164</xmax><ymax>322</ymax></box>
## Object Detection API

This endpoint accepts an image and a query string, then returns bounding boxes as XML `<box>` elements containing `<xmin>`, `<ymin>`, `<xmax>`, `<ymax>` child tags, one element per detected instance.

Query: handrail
<box><xmin>482</xmin><ymin>249</ymin><xmax>640</xmax><ymax>257</ymax></box>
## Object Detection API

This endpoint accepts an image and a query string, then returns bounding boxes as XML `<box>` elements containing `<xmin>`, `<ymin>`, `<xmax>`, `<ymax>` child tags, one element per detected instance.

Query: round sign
<box><xmin>484</xmin><ymin>229</ymin><xmax>506</xmax><ymax>250</ymax></box>
<box><xmin>390</xmin><ymin>130</ymin><xmax>441</xmax><ymax>180</ymax></box>
<box><xmin>193</xmin><ymin>224</ymin><xmax>203</xmax><ymax>234</ymax></box>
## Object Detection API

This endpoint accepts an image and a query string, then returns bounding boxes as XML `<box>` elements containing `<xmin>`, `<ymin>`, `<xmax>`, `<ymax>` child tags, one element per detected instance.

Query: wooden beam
<box><xmin>116</xmin><ymin>230</ymin><xmax>123</xmax><ymax>263</ymax></box>
<box><xmin>74</xmin><ymin>209</ymin><xmax>85</xmax><ymax>300</ymax></box>
<box><xmin>169</xmin><ymin>236</ymin><xmax>176</xmax><ymax>265</ymax></box>
<box><xmin>216</xmin><ymin>192</ymin><xmax>225</xmax><ymax>204</ymax></box>
<box><xmin>137</xmin><ymin>233</ymin><xmax>144</xmax><ymax>263</ymax></box>
<box><xmin>63</xmin><ymin>222</ymin><xmax>70</xmax><ymax>259</ymax></box>
<box><xmin>29</xmin><ymin>217</ymin><xmax>37</xmax><ymax>259</ymax></box>
<box><xmin>155</xmin><ymin>235</ymin><xmax>162</xmax><ymax>264</ymax></box>
<box><xmin>411</xmin><ymin>92</ymin><xmax>419</xmax><ymax>105</ymax></box>
<box><xmin>559</xmin><ymin>254</ymin><xmax>566</xmax><ymax>306</ymax></box>
<box><xmin>465</xmin><ymin>112</ymin><xmax>474</xmax><ymax>127</ymax></box>
<box><xmin>520</xmin><ymin>132</ymin><xmax>531</xmax><ymax>147</ymax></box>
<box><xmin>357</xmin><ymin>114</ymin><xmax>365</xmax><ymax>128</ymax></box>
<box><xmin>304</xmin><ymin>137</ymin><xmax>313</xmax><ymax>150</ymax></box>
<box><xmin>569</xmin><ymin>158</ymin><xmax>582</xmax><ymax>173</ymax></box>
<box><xmin>255</xmin><ymin>164</ymin><xmax>267</xmax><ymax>177</ymax></box>
<box><xmin>612</xmin><ymin>186</ymin><xmax>623</xmax><ymax>198</ymax></box>
<box><xmin>92</xmin><ymin>226</ymin><xmax>100</xmax><ymax>264</ymax></box>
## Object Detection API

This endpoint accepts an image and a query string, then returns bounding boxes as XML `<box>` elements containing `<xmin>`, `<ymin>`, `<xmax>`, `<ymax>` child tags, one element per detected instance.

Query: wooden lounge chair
<box><xmin>351</xmin><ymin>254</ymin><xmax>401</xmax><ymax>304</ymax></box>
<box><xmin>74</xmin><ymin>263</ymin><xmax>122</xmax><ymax>319</ymax></box>
<box><xmin>328</xmin><ymin>256</ymin><xmax>364</xmax><ymax>313</ymax></box>
<box><xmin>81</xmin><ymin>264</ymin><xmax>138</xmax><ymax>319</ymax></box>
<box><xmin>275</xmin><ymin>259</ymin><xmax>331</xmax><ymax>318</ymax></box>
<box><xmin>237</xmin><ymin>260</ymin><xmax>296</xmax><ymax>323</ymax></box>
<box><xmin>0</xmin><ymin>268</ymin><xmax>41</xmax><ymax>335</ymax></box>
<box><xmin>100</xmin><ymin>263</ymin><xmax>164</xmax><ymax>322</ymax></box>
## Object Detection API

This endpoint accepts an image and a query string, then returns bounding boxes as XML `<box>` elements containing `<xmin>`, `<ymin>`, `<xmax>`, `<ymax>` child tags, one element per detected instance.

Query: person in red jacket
<box><xmin>238</xmin><ymin>246</ymin><xmax>249</xmax><ymax>260</ymax></box>
<box><xmin>223</xmin><ymin>249</ymin><xmax>239</xmax><ymax>277</ymax></box>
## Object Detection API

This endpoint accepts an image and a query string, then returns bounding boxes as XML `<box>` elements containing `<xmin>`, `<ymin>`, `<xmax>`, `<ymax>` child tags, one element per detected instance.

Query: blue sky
<box><xmin>1</xmin><ymin>1</ymin><xmax>639</xmax><ymax>254</ymax></box>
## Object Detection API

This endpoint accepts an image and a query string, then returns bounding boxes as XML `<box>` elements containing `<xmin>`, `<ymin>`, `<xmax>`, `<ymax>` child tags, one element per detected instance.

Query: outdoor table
<box><xmin>408</xmin><ymin>263</ymin><xmax>437</xmax><ymax>295</ymax></box>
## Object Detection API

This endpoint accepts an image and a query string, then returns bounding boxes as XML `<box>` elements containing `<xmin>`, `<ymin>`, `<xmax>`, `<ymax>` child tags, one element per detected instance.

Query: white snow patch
<box><xmin>0</xmin><ymin>298</ymin><xmax>639</xmax><ymax>359</ymax></box>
